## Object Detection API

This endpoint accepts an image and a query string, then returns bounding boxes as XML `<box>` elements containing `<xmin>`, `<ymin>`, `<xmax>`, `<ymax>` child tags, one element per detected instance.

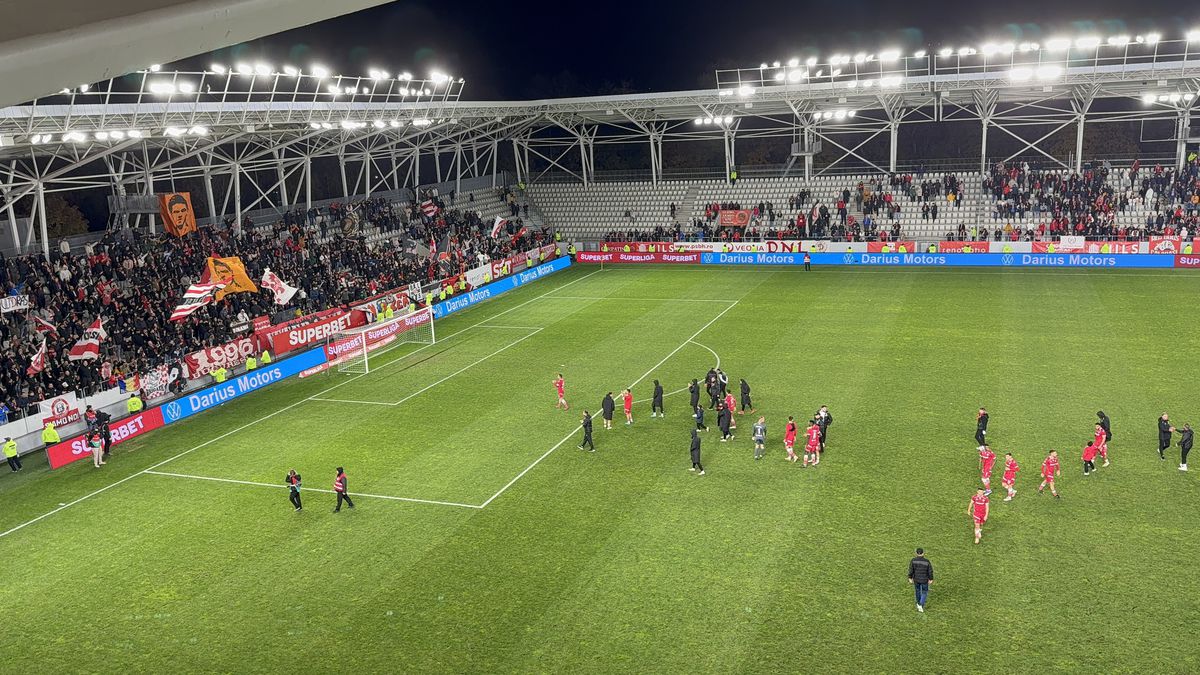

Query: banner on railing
<box><xmin>184</xmin><ymin>337</ymin><xmax>258</xmax><ymax>379</ymax></box>
<box><xmin>576</xmin><ymin>251</ymin><xmax>702</xmax><ymax>264</ymax></box>
<box><xmin>866</xmin><ymin>241</ymin><xmax>917</xmax><ymax>253</ymax></box>
<box><xmin>1148</xmin><ymin>236</ymin><xmax>1183</xmax><ymax>254</ymax></box>
<box><xmin>718</xmin><ymin>210</ymin><xmax>752</xmax><ymax>227</ymax></box>
<box><xmin>0</xmin><ymin>295</ymin><xmax>31</xmax><ymax>313</ymax></box>
<box><xmin>268</xmin><ymin>311</ymin><xmax>364</xmax><ymax>355</ymax></box>
<box><xmin>938</xmin><ymin>241</ymin><xmax>991</xmax><ymax>253</ymax></box>
<box><xmin>433</xmin><ymin>257</ymin><xmax>572</xmax><ymax>320</ymax></box>
<box><xmin>38</xmin><ymin>393</ymin><xmax>82</xmax><ymax>428</ymax></box>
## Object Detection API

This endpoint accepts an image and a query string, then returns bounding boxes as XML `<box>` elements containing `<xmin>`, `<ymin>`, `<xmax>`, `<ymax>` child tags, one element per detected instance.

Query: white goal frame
<box><xmin>326</xmin><ymin>306</ymin><xmax>436</xmax><ymax>375</ymax></box>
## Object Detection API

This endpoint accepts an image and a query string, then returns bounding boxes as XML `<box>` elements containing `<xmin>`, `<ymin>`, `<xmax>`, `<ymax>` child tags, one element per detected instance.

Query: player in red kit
<box><xmin>1038</xmin><ymin>450</ymin><xmax>1061</xmax><ymax>498</ymax></box>
<box><xmin>804</xmin><ymin>419</ymin><xmax>821</xmax><ymax>467</ymax></box>
<box><xmin>1093</xmin><ymin>423</ymin><xmax>1109</xmax><ymax>467</ymax></box>
<box><xmin>724</xmin><ymin>392</ymin><xmax>738</xmax><ymax>429</ymax></box>
<box><xmin>553</xmin><ymin>373</ymin><xmax>569</xmax><ymax>411</ymax></box>
<box><xmin>1001</xmin><ymin>453</ymin><xmax>1019</xmax><ymax>501</ymax></box>
<box><xmin>622</xmin><ymin>389</ymin><xmax>633</xmax><ymax>425</ymax></box>
<box><xmin>968</xmin><ymin>488</ymin><xmax>990</xmax><ymax>544</ymax></box>
<box><xmin>784</xmin><ymin>416</ymin><xmax>798</xmax><ymax>462</ymax></box>
<box><xmin>978</xmin><ymin>445</ymin><xmax>997</xmax><ymax>495</ymax></box>
<box><xmin>1082</xmin><ymin>441</ymin><xmax>1099</xmax><ymax>476</ymax></box>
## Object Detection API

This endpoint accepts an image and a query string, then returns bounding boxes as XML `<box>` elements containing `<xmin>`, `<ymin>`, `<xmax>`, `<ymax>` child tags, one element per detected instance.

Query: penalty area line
<box><xmin>143</xmin><ymin>471</ymin><xmax>483</xmax><ymax>509</ymax></box>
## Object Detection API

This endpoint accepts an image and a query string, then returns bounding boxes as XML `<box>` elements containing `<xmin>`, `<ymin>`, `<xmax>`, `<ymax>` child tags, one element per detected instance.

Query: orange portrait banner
<box><xmin>159</xmin><ymin>192</ymin><xmax>198</xmax><ymax>237</ymax></box>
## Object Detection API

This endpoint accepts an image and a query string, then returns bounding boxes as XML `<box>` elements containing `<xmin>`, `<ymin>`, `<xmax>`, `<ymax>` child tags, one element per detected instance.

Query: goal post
<box><xmin>325</xmin><ymin>306</ymin><xmax>436</xmax><ymax>375</ymax></box>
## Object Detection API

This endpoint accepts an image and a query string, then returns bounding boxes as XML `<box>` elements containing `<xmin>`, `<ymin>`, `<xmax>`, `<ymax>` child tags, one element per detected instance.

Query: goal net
<box><xmin>325</xmin><ymin>306</ymin><xmax>436</xmax><ymax>374</ymax></box>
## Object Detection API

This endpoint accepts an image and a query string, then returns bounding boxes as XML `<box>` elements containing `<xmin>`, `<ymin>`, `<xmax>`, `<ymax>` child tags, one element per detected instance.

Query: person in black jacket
<box><xmin>689</xmin><ymin>379</ymin><xmax>701</xmax><ymax>410</ymax></box>
<box><xmin>286</xmin><ymin>469</ymin><xmax>302</xmax><ymax>511</ymax></box>
<box><xmin>689</xmin><ymin>429</ymin><xmax>704</xmax><ymax>475</ymax></box>
<box><xmin>1158</xmin><ymin>413</ymin><xmax>1174</xmax><ymax>461</ymax></box>
<box><xmin>1097</xmin><ymin>410</ymin><xmax>1111</xmax><ymax>443</ymax></box>
<box><xmin>578</xmin><ymin>411</ymin><xmax>595</xmax><ymax>452</ymax></box>
<box><xmin>907</xmin><ymin>548</ymin><xmax>934</xmax><ymax>612</ymax></box>
<box><xmin>739</xmin><ymin>378</ymin><xmax>755</xmax><ymax>414</ymax></box>
<box><xmin>651</xmin><ymin>380</ymin><xmax>664</xmax><ymax>418</ymax></box>
<box><xmin>816</xmin><ymin>405</ymin><xmax>833</xmax><ymax>452</ymax></box>
<box><xmin>975</xmin><ymin>408</ymin><xmax>989</xmax><ymax>446</ymax></box>
<box><xmin>601</xmin><ymin>392</ymin><xmax>615</xmax><ymax>430</ymax></box>
<box><xmin>1178</xmin><ymin>422</ymin><xmax>1192</xmax><ymax>471</ymax></box>
<box><xmin>718</xmin><ymin>403</ymin><xmax>733</xmax><ymax>441</ymax></box>
<box><xmin>707</xmin><ymin>373</ymin><xmax>720</xmax><ymax>409</ymax></box>
<box><xmin>694</xmin><ymin>405</ymin><xmax>708</xmax><ymax>432</ymax></box>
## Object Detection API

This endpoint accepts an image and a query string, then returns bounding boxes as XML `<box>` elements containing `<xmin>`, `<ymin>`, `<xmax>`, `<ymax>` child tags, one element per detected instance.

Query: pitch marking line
<box><xmin>543</xmin><ymin>296</ymin><xmax>736</xmax><ymax>303</ymax></box>
<box><xmin>311</xmin><ymin>328</ymin><xmax>544</xmax><ymax>406</ymax></box>
<box><xmin>143</xmin><ymin>471</ymin><xmax>483</xmax><ymax>509</ymax></box>
<box><xmin>0</xmin><ymin>269</ymin><xmax>604</xmax><ymax>539</ymax></box>
<box><xmin>478</xmin><ymin>300</ymin><xmax>741</xmax><ymax>509</ymax></box>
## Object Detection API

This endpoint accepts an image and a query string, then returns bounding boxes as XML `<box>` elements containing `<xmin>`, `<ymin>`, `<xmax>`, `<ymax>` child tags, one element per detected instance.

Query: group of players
<box><xmin>968</xmin><ymin>408</ymin><xmax>1115</xmax><ymax>544</ymax></box>
<box><xmin>559</xmin><ymin>369</ymin><xmax>834</xmax><ymax>474</ymax></box>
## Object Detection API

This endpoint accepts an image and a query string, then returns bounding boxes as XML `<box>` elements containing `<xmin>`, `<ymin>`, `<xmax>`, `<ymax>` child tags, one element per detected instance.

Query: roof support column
<box><xmin>304</xmin><ymin>155</ymin><xmax>312</xmax><ymax>210</ymax></box>
<box><xmin>1176</xmin><ymin>108</ymin><xmax>1193</xmax><ymax>171</ymax></box>
<box><xmin>35</xmin><ymin>181</ymin><xmax>49</xmax><ymax>260</ymax></box>
<box><xmin>1070</xmin><ymin>86</ymin><xmax>1097</xmax><ymax>174</ymax></box>
<box><xmin>974</xmin><ymin>90</ymin><xmax>998</xmax><ymax>176</ymax></box>
<box><xmin>233</xmin><ymin>163</ymin><xmax>242</xmax><ymax>234</ymax></box>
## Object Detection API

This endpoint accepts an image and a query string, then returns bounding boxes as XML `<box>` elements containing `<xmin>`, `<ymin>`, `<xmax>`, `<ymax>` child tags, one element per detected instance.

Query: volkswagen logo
<box><xmin>164</xmin><ymin>401</ymin><xmax>183</xmax><ymax>422</ymax></box>
<box><xmin>702</xmin><ymin>253</ymin><xmax>714</xmax><ymax>264</ymax></box>
<box><xmin>843</xmin><ymin>253</ymin><xmax>855</xmax><ymax>265</ymax></box>
<box><xmin>1002</xmin><ymin>254</ymin><xmax>1014</xmax><ymax>266</ymax></box>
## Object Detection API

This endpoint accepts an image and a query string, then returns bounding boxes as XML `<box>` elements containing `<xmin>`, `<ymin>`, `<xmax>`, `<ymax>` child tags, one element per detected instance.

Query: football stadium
<box><xmin>1</xmin><ymin>3</ymin><xmax>1199</xmax><ymax>672</ymax></box>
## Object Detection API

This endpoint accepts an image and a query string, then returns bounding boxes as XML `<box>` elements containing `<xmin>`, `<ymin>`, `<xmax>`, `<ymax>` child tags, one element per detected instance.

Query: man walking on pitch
<box><xmin>969</xmin><ymin>488</ymin><xmax>990</xmax><ymax>544</ymax></box>
<box><xmin>907</xmin><ymin>548</ymin><xmax>934</xmax><ymax>612</ymax></box>
<box><xmin>1158</xmin><ymin>413</ymin><xmax>1174</xmax><ymax>461</ymax></box>
<box><xmin>601</xmin><ymin>392</ymin><xmax>615</xmax><ymax>430</ymax></box>
<box><xmin>978</xmin><ymin>445</ymin><xmax>996</xmax><ymax>494</ymax></box>
<box><xmin>1093</xmin><ymin>422</ymin><xmax>1110</xmax><ymax>468</ymax></box>
<box><xmin>1178</xmin><ymin>422</ymin><xmax>1192</xmax><ymax>471</ymax></box>
<box><xmin>753</xmin><ymin>417</ymin><xmax>767</xmax><ymax>460</ymax></box>
<box><xmin>723</xmin><ymin>391</ymin><xmax>738</xmax><ymax>429</ymax></box>
<box><xmin>579</xmin><ymin>411</ymin><xmax>595</xmax><ymax>452</ymax></box>
<box><xmin>1038</xmin><ymin>450</ymin><xmax>1061</xmax><ymax>498</ymax></box>
<box><xmin>1097</xmin><ymin>411</ymin><xmax>1112</xmax><ymax>465</ymax></box>
<box><xmin>784</xmin><ymin>416</ymin><xmax>799</xmax><ymax>462</ymax></box>
<box><xmin>689</xmin><ymin>429</ymin><xmax>705</xmax><ymax>475</ymax></box>
<box><xmin>816</xmin><ymin>405</ymin><xmax>833</xmax><ymax>452</ymax></box>
<box><xmin>1001</xmin><ymin>453</ymin><xmax>1019</xmax><ymax>501</ymax></box>
<box><xmin>553</xmin><ymin>374</ymin><xmax>569</xmax><ymax>411</ymax></box>
<box><xmin>975</xmin><ymin>408</ymin><xmax>989</xmax><ymax>446</ymax></box>
<box><xmin>739</xmin><ymin>378</ymin><xmax>755</xmax><ymax>415</ymax></box>
<box><xmin>622</xmin><ymin>389</ymin><xmax>634</xmax><ymax>425</ymax></box>
<box><xmin>286</xmin><ymin>469</ymin><xmax>303</xmax><ymax>511</ymax></box>
<box><xmin>694</xmin><ymin>405</ymin><xmax>708</xmax><ymax>432</ymax></box>
<box><xmin>805</xmin><ymin>419</ymin><xmax>821</xmax><ymax>467</ymax></box>
<box><xmin>3</xmin><ymin>437</ymin><xmax>20</xmax><ymax>472</ymax></box>
<box><xmin>333</xmin><ymin>467</ymin><xmax>355</xmax><ymax>512</ymax></box>
<box><xmin>689</xmin><ymin>379</ymin><xmax>701</xmax><ymax>411</ymax></box>
<box><xmin>718</xmin><ymin>403</ymin><xmax>733</xmax><ymax>441</ymax></box>
<box><xmin>651</xmin><ymin>380</ymin><xmax>664</xmax><ymax>418</ymax></box>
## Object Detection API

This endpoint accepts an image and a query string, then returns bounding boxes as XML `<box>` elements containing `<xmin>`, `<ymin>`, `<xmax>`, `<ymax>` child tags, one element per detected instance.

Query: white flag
<box><xmin>491</xmin><ymin>216</ymin><xmax>507</xmax><ymax>238</ymax></box>
<box><xmin>261</xmin><ymin>267</ymin><xmax>299</xmax><ymax>305</ymax></box>
<box><xmin>67</xmin><ymin>318</ymin><xmax>106</xmax><ymax>361</ymax></box>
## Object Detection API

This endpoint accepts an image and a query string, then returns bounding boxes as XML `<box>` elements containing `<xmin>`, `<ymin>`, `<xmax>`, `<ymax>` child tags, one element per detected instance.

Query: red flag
<box><xmin>68</xmin><ymin>318</ymin><xmax>106</xmax><ymax>361</ymax></box>
<box><xmin>32</xmin><ymin>316</ymin><xmax>58</xmax><ymax>337</ymax></box>
<box><xmin>170</xmin><ymin>280</ymin><xmax>228</xmax><ymax>322</ymax></box>
<box><xmin>27</xmin><ymin>338</ymin><xmax>47</xmax><ymax>376</ymax></box>
<box><xmin>421</xmin><ymin>200</ymin><xmax>440</xmax><ymax>218</ymax></box>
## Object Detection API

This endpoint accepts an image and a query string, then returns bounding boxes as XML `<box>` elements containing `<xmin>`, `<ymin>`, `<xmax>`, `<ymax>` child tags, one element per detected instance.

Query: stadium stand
<box><xmin>0</xmin><ymin>192</ymin><xmax>551</xmax><ymax>423</ymax></box>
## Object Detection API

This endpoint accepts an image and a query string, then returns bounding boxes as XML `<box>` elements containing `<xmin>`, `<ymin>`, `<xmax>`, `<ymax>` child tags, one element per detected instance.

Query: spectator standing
<box><xmin>907</xmin><ymin>548</ymin><xmax>934</xmax><ymax>613</ymax></box>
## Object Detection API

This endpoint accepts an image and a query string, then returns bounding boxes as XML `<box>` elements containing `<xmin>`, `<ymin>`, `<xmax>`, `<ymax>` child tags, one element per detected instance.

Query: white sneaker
<box><xmin>699</xmin><ymin>470</ymin><xmax>705</xmax><ymax>475</ymax></box>
<box><xmin>689</xmin><ymin>467</ymin><xmax>696</xmax><ymax>472</ymax></box>
<box><xmin>1180</xmin><ymin>464</ymin><xmax>1188</xmax><ymax>472</ymax></box>
<box><xmin>917</xmin><ymin>604</ymin><xmax>924</xmax><ymax>613</ymax></box>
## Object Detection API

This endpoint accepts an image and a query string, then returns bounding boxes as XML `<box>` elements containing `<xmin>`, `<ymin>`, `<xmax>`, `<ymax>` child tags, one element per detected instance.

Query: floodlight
<box><xmin>1159</xmin><ymin>94</ymin><xmax>1170</xmax><ymax>101</ymax></box>
<box><xmin>913</xmin><ymin>50</ymin><xmax>926</xmax><ymax>58</ymax></box>
<box><xmin>1186</xmin><ymin>93</ymin><xmax>1196</xmax><ymax>101</ymax></box>
<box><xmin>399</xmin><ymin>72</ymin><xmax>413</xmax><ymax>80</ymax></box>
<box><xmin>831</xmin><ymin>69</ymin><xmax>841</xmax><ymax>76</ymax></box>
<box><xmin>1188</xmin><ymin>30</ymin><xmax>1200</xmax><ymax>42</ymax></box>
<box><xmin>95</xmin><ymin>131</ymin><xmax>109</xmax><ymax>140</ymax></box>
<box><xmin>847</xmin><ymin>110</ymin><xmax>857</xmax><ymax>117</ymax></box>
<box><xmin>413</xmin><ymin>119</ymin><xmax>433</xmax><ymax>127</ymax></box>
<box><xmin>737</xmin><ymin>85</ymin><xmax>755</xmax><ymax>96</ymax></box>
<box><xmin>1035</xmin><ymin>65</ymin><xmax>1062</xmax><ymax>80</ymax></box>
<box><xmin>981</xmin><ymin>43</ymin><xmax>999</xmax><ymax>56</ymax></box>
<box><xmin>149</xmin><ymin>64</ymin><xmax>161</xmax><ymax>72</ymax></box>
<box><xmin>938</xmin><ymin>47</ymin><xmax>953</xmax><ymax>57</ymax></box>
<box><xmin>718</xmin><ymin>89</ymin><xmax>733</xmax><ymax>96</ymax></box>
<box><xmin>1169</xmin><ymin>92</ymin><xmax>1182</xmax><ymax>102</ymax></box>
<box><xmin>759</xmin><ymin>63</ymin><xmax>768</xmax><ymax>69</ymax></box>
<box><xmin>805</xmin><ymin>57</ymin><xmax>817</xmax><ymax>66</ymax></box>
<box><xmin>311</xmin><ymin>65</ymin><xmax>330</xmax><ymax>78</ymax></box>
<box><xmin>127</xmin><ymin>129</ymin><xmax>144</xmax><ymax>138</ymax></box>
<box><xmin>327</xmin><ymin>84</ymin><xmax>340</xmax><ymax>94</ymax></box>
<box><xmin>772</xmin><ymin>61</ymin><xmax>781</xmax><ymax>68</ymax></box>
<box><xmin>189</xmin><ymin>126</ymin><xmax>208</xmax><ymax>136</ymax></box>
<box><xmin>373</xmin><ymin>119</ymin><xmax>386</xmax><ymax>128</ymax></box>
<box><xmin>812</xmin><ymin>113</ymin><xmax>821</xmax><ymax>122</ymax></box>
<box><xmin>1045</xmin><ymin>37</ymin><xmax>1071</xmax><ymax>51</ymax></box>
<box><xmin>431</xmin><ymin>71</ymin><xmax>450</xmax><ymax>84</ymax></box>
<box><xmin>1018</xmin><ymin>42</ymin><xmax>1034</xmax><ymax>52</ymax></box>
<box><xmin>957</xmin><ymin>47</ymin><xmax>976</xmax><ymax>56</ymax></box>
<box><xmin>823</xmin><ymin>111</ymin><xmax>834</xmax><ymax>119</ymax></box>
<box><xmin>999</xmin><ymin>42</ymin><xmax>1015</xmax><ymax>53</ymax></box>
<box><xmin>235</xmin><ymin>63</ymin><xmax>253</xmax><ymax>75</ymax></box>
<box><xmin>773</xmin><ymin>72</ymin><xmax>785</xmax><ymax>81</ymax></box>
<box><xmin>861</xmin><ymin>79</ymin><xmax>875</xmax><ymax>88</ymax></box>
<box><xmin>815</xmin><ymin>70</ymin><xmax>823</xmax><ymax>78</ymax></box>
<box><xmin>310</xmin><ymin>122</ymin><xmax>322</xmax><ymax>129</ymax></box>
<box><xmin>880</xmin><ymin>75</ymin><xmax>903</xmax><ymax>87</ymax></box>
<box><xmin>361</xmin><ymin>87</ymin><xmax>369</xmax><ymax>94</ymax></box>
<box><xmin>79</xmin><ymin>84</ymin><xmax>90</xmax><ymax>93</ymax></box>
<box><xmin>177</xmin><ymin>82</ymin><xmax>195</xmax><ymax>94</ymax></box>
<box><xmin>321</xmin><ymin>122</ymin><xmax>333</xmax><ymax>129</ymax></box>
<box><xmin>60</xmin><ymin>88</ymin><xmax>71</xmax><ymax>94</ymax></box>
<box><xmin>399</xmin><ymin>87</ymin><xmax>410</xmax><ymax>96</ymax></box>
<box><xmin>148</xmin><ymin>82</ymin><xmax>176</xmax><ymax>95</ymax></box>
<box><xmin>1144</xmin><ymin>33</ymin><xmax>1161</xmax><ymax>45</ymax></box>
<box><xmin>1009</xmin><ymin>67</ymin><xmax>1033</xmax><ymax>81</ymax></box>
<box><xmin>283</xmin><ymin>65</ymin><xmax>299</xmax><ymax>77</ymax></box>
<box><xmin>164</xmin><ymin>127</ymin><xmax>185</xmax><ymax>136</ymax></box>
<box><xmin>866</xmin><ymin>54</ymin><xmax>875</xmax><ymax>62</ymax></box>
<box><xmin>1074</xmin><ymin>36</ymin><xmax>1100</xmax><ymax>50</ymax></box>
<box><xmin>846</xmin><ymin>80</ymin><xmax>858</xmax><ymax>89</ymax></box>
<box><xmin>109</xmin><ymin>130</ymin><xmax>125</xmax><ymax>139</ymax></box>
<box><xmin>834</xmin><ymin>110</ymin><xmax>846</xmax><ymax>120</ymax></box>
<box><xmin>254</xmin><ymin>63</ymin><xmax>272</xmax><ymax>76</ymax></box>
<box><xmin>423</xmin><ymin>88</ymin><xmax>431</xmax><ymax>95</ymax></box>
<box><xmin>703</xmin><ymin>117</ymin><xmax>713</xmax><ymax>125</ymax></box>
<box><xmin>787</xmin><ymin>58</ymin><xmax>799</xmax><ymax>67</ymax></box>
<box><xmin>695</xmin><ymin>117</ymin><xmax>703</xmax><ymax>125</ymax></box>
<box><xmin>211</xmin><ymin>64</ymin><xmax>227</xmax><ymax>74</ymax></box>
<box><xmin>344</xmin><ymin>86</ymin><xmax>356</xmax><ymax>94</ymax></box>
<box><xmin>879</xmin><ymin>49</ymin><xmax>901</xmax><ymax>61</ymax></box>
<box><xmin>788</xmin><ymin>69</ymin><xmax>804</xmax><ymax>82</ymax></box>
<box><xmin>390</xmin><ymin>120</ymin><xmax>401</xmax><ymax>127</ymax></box>
<box><xmin>1107</xmin><ymin>35</ymin><xmax>1130</xmax><ymax>46</ymax></box>
<box><xmin>723</xmin><ymin>116</ymin><xmax>733</xmax><ymax>124</ymax></box>
<box><xmin>853</xmin><ymin>53</ymin><xmax>866</xmax><ymax>63</ymax></box>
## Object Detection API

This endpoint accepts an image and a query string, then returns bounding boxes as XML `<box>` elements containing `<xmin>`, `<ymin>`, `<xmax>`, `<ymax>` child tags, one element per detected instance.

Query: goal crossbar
<box><xmin>325</xmin><ymin>306</ymin><xmax>436</xmax><ymax>374</ymax></box>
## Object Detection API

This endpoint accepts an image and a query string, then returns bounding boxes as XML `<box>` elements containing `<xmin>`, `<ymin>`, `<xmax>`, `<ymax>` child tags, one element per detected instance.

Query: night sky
<box><xmin>186</xmin><ymin>0</ymin><xmax>1197</xmax><ymax>100</ymax></box>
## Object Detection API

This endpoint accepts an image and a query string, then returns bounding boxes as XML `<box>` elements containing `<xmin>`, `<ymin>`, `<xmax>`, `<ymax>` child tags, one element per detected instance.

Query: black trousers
<box><xmin>652</xmin><ymin>399</ymin><xmax>663</xmax><ymax>413</ymax></box>
<box><xmin>1182</xmin><ymin>445</ymin><xmax>1191</xmax><ymax>465</ymax></box>
<box><xmin>1083</xmin><ymin>460</ymin><xmax>1095</xmax><ymax>474</ymax></box>
<box><xmin>6</xmin><ymin>455</ymin><xmax>20</xmax><ymax>471</ymax></box>
<box><xmin>741</xmin><ymin>395</ymin><xmax>752</xmax><ymax>411</ymax></box>
<box><xmin>696</xmin><ymin>420</ymin><xmax>707</xmax><ymax>431</ymax></box>
<box><xmin>580</xmin><ymin>431</ymin><xmax>594</xmax><ymax>450</ymax></box>
<box><xmin>691</xmin><ymin>450</ymin><xmax>703</xmax><ymax>471</ymax></box>
<box><xmin>289</xmin><ymin>490</ymin><xmax>302</xmax><ymax>510</ymax></box>
<box><xmin>804</xmin><ymin>261</ymin><xmax>811</xmax><ymax>271</ymax></box>
<box><xmin>336</xmin><ymin>491</ymin><xmax>354</xmax><ymax>511</ymax></box>
<box><xmin>975</xmin><ymin>429</ymin><xmax>986</xmax><ymax>445</ymax></box>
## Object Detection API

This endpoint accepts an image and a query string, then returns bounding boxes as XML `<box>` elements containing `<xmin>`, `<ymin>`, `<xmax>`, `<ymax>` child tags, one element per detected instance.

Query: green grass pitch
<box><xmin>1</xmin><ymin>264</ymin><xmax>1198</xmax><ymax>673</ymax></box>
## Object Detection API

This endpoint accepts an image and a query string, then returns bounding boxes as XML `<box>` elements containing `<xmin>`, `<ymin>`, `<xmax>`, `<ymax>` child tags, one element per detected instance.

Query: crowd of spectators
<box><xmin>0</xmin><ymin>190</ymin><xmax>550</xmax><ymax>423</ymax></box>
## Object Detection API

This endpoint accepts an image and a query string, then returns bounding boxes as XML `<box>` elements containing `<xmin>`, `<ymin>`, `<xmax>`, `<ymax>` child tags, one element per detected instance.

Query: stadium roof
<box><xmin>0</xmin><ymin>0</ymin><xmax>393</xmax><ymax>109</ymax></box>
